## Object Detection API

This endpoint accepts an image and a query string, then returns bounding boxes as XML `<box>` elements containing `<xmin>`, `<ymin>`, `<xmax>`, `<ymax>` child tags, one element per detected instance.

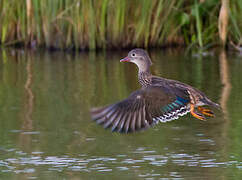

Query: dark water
<box><xmin>0</xmin><ymin>49</ymin><xmax>241</xmax><ymax>179</ymax></box>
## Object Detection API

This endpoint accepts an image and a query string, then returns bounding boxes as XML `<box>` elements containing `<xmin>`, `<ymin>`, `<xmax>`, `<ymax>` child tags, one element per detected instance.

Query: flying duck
<box><xmin>91</xmin><ymin>48</ymin><xmax>220</xmax><ymax>133</ymax></box>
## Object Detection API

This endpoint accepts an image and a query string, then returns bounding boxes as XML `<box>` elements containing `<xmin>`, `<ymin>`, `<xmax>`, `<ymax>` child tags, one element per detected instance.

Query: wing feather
<box><xmin>136</xmin><ymin>108</ymin><xmax>142</xmax><ymax>130</ymax></box>
<box><xmin>117</xmin><ymin>113</ymin><xmax>127</xmax><ymax>133</ymax></box>
<box><xmin>91</xmin><ymin>85</ymin><xmax>190</xmax><ymax>133</ymax></box>
<box><xmin>103</xmin><ymin>109</ymin><xmax>120</xmax><ymax>129</ymax></box>
<box><xmin>111</xmin><ymin>111</ymin><xmax>124</xmax><ymax>132</ymax></box>
<box><xmin>124</xmin><ymin>112</ymin><xmax>132</xmax><ymax>133</ymax></box>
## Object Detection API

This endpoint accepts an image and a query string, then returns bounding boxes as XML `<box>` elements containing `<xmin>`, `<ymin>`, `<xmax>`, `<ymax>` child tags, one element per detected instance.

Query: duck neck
<box><xmin>138</xmin><ymin>70</ymin><xmax>152</xmax><ymax>87</ymax></box>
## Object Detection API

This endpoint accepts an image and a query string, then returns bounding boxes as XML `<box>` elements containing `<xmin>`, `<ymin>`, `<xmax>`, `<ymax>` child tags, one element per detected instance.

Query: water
<box><xmin>0</xmin><ymin>49</ymin><xmax>241</xmax><ymax>179</ymax></box>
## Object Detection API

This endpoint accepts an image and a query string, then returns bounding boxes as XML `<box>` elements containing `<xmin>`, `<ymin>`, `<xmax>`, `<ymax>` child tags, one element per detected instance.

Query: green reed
<box><xmin>229</xmin><ymin>0</ymin><xmax>242</xmax><ymax>44</ymax></box>
<box><xmin>0</xmin><ymin>0</ymin><xmax>241</xmax><ymax>50</ymax></box>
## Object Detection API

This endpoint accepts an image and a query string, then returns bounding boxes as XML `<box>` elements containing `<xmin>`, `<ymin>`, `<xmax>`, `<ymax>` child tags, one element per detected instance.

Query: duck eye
<box><xmin>131</xmin><ymin>53</ymin><xmax>136</xmax><ymax>57</ymax></box>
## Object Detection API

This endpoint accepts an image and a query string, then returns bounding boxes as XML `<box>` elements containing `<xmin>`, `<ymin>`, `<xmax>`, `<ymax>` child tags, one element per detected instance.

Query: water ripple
<box><xmin>0</xmin><ymin>148</ymin><xmax>241</xmax><ymax>178</ymax></box>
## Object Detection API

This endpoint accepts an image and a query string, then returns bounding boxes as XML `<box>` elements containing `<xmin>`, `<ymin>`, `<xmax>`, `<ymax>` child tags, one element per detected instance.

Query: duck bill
<box><xmin>120</xmin><ymin>57</ymin><xmax>130</xmax><ymax>62</ymax></box>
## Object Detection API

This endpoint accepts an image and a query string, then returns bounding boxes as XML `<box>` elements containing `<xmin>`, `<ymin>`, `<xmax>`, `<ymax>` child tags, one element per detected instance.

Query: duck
<box><xmin>91</xmin><ymin>48</ymin><xmax>220</xmax><ymax>133</ymax></box>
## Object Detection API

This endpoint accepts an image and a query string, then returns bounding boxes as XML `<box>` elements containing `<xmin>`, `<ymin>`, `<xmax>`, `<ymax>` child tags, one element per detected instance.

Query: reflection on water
<box><xmin>219</xmin><ymin>50</ymin><xmax>231</xmax><ymax>118</ymax></box>
<box><xmin>0</xmin><ymin>49</ymin><xmax>242</xmax><ymax>179</ymax></box>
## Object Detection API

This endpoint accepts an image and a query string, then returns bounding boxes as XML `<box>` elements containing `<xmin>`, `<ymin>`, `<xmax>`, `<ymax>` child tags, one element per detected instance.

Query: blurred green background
<box><xmin>0</xmin><ymin>0</ymin><xmax>241</xmax><ymax>50</ymax></box>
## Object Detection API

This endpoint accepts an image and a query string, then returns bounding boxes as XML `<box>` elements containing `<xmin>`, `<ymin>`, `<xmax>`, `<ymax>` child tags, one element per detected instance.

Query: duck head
<box><xmin>120</xmin><ymin>48</ymin><xmax>152</xmax><ymax>72</ymax></box>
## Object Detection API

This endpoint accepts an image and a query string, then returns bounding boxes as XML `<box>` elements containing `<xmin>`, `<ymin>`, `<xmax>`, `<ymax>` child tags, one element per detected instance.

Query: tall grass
<box><xmin>229</xmin><ymin>0</ymin><xmax>242</xmax><ymax>45</ymax></box>
<box><xmin>0</xmin><ymin>0</ymin><xmax>241</xmax><ymax>50</ymax></box>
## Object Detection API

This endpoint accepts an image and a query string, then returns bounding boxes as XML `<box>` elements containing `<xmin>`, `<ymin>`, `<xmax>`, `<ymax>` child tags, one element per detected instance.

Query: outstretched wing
<box><xmin>91</xmin><ymin>86</ymin><xmax>190</xmax><ymax>133</ymax></box>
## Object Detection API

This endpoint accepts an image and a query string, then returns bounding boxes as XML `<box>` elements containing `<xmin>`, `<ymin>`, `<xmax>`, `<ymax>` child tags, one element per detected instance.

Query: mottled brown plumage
<box><xmin>91</xmin><ymin>48</ymin><xmax>220</xmax><ymax>133</ymax></box>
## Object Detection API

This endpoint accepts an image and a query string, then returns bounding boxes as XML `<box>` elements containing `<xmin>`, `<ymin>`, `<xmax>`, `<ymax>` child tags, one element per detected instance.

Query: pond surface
<box><xmin>0</xmin><ymin>48</ymin><xmax>241</xmax><ymax>179</ymax></box>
